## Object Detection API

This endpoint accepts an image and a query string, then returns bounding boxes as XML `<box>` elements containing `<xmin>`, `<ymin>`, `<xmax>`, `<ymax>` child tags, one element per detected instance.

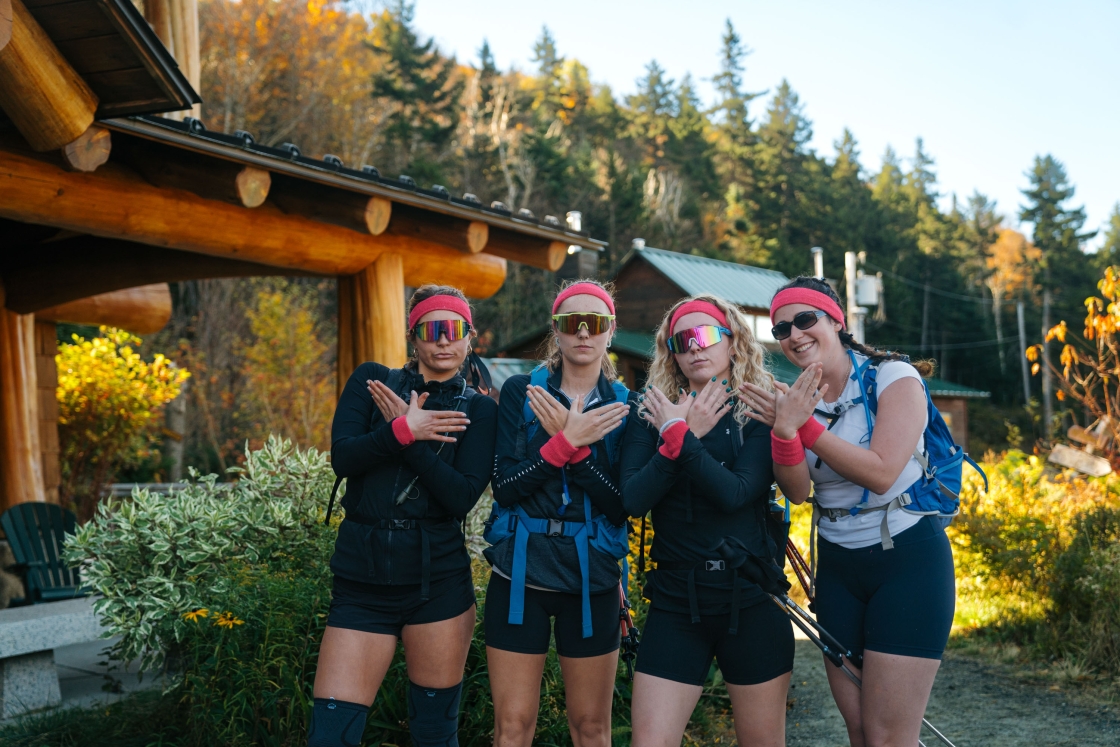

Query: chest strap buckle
<box><xmin>547</xmin><ymin>518</ymin><xmax>564</xmax><ymax>537</ymax></box>
<box><xmin>705</xmin><ymin>560</ymin><xmax>726</xmax><ymax>571</ymax></box>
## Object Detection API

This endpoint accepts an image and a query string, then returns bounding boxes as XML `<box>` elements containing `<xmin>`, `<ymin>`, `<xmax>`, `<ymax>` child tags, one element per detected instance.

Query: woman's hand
<box><xmin>561</xmin><ymin>396</ymin><xmax>629</xmax><ymax>448</ymax></box>
<box><xmin>772</xmin><ymin>363</ymin><xmax>827</xmax><ymax>440</ymax></box>
<box><xmin>686</xmin><ymin>378</ymin><xmax>733</xmax><ymax>439</ymax></box>
<box><xmin>368</xmin><ymin>379</ymin><xmax>409</xmax><ymax>422</ymax></box>
<box><xmin>404</xmin><ymin>391</ymin><xmax>470</xmax><ymax>443</ymax></box>
<box><xmin>639</xmin><ymin>385</ymin><xmax>692</xmax><ymax>432</ymax></box>
<box><xmin>526</xmin><ymin>385</ymin><xmax>569</xmax><ymax>437</ymax></box>
<box><xmin>739</xmin><ymin>381</ymin><xmax>788</xmax><ymax>427</ymax></box>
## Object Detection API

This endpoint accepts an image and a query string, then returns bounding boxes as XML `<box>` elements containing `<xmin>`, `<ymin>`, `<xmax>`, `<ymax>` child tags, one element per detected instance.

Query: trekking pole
<box><xmin>714</xmin><ymin>537</ymin><xmax>957</xmax><ymax>747</ymax></box>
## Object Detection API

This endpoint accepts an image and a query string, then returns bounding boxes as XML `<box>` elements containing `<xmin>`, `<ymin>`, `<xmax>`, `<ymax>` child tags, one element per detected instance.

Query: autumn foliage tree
<box><xmin>57</xmin><ymin>328</ymin><xmax>190</xmax><ymax>519</ymax></box>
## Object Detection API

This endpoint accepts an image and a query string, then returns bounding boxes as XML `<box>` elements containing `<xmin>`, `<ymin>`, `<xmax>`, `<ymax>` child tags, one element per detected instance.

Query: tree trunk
<box><xmin>992</xmin><ymin>289</ymin><xmax>1006</xmax><ymax>374</ymax></box>
<box><xmin>920</xmin><ymin>281</ymin><xmax>931</xmax><ymax>352</ymax></box>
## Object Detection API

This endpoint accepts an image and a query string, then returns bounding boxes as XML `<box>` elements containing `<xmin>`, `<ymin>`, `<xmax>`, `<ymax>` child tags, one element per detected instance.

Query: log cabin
<box><xmin>0</xmin><ymin>0</ymin><xmax>606</xmax><ymax>511</ymax></box>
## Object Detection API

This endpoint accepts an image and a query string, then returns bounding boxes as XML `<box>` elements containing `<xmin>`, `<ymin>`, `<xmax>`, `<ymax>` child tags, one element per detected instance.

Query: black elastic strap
<box><xmin>686</xmin><ymin>568</ymin><xmax>700</xmax><ymax>624</ymax></box>
<box><xmin>324</xmin><ymin>476</ymin><xmax>343</xmax><ymax>525</ymax></box>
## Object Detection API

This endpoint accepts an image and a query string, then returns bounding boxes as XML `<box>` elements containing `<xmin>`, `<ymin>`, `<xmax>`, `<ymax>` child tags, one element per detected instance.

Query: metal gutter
<box><xmin>102</xmin><ymin>117</ymin><xmax>608</xmax><ymax>251</ymax></box>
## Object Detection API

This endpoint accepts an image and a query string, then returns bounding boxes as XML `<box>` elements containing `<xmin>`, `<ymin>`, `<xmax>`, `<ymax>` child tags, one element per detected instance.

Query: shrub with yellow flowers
<box><xmin>56</xmin><ymin>327</ymin><xmax>189</xmax><ymax>519</ymax></box>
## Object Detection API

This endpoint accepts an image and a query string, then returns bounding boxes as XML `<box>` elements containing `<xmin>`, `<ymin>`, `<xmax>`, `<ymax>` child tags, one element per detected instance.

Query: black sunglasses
<box><xmin>772</xmin><ymin>310</ymin><xmax>829</xmax><ymax>341</ymax></box>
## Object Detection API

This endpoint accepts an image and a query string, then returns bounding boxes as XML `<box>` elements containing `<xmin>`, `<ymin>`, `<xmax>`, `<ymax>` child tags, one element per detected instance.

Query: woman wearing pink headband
<box><xmin>310</xmin><ymin>284</ymin><xmax>498</xmax><ymax>747</ymax></box>
<box><xmin>620</xmin><ymin>294</ymin><xmax>793</xmax><ymax>747</ymax></box>
<box><xmin>484</xmin><ymin>279</ymin><xmax>632</xmax><ymax>747</ymax></box>
<box><xmin>741</xmin><ymin>276</ymin><xmax>949</xmax><ymax>747</ymax></box>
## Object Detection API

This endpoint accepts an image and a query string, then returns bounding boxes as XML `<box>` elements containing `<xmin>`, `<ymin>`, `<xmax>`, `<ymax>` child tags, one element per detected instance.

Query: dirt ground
<box><xmin>785</xmin><ymin>640</ymin><xmax>1120</xmax><ymax>747</ymax></box>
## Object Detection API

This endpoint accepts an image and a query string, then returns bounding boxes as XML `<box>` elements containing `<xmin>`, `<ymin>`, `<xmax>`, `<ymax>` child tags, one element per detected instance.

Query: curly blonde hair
<box><xmin>537</xmin><ymin>278</ymin><xmax>618</xmax><ymax>381</ymax></box>
<box><xmin>644</xmin><ymin>294</ymin><xmax>773</xmax><ymax>425</ymax></box>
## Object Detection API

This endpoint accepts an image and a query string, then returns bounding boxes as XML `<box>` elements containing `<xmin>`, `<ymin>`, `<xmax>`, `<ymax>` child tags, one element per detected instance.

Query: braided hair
<box><xmin>777</xmin><ymin>276</ymin><xmax>934</xmax><ymax>377</ymax></box>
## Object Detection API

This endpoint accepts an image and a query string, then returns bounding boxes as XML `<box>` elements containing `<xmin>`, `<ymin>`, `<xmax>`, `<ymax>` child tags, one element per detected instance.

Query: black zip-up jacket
<box><xmin>620</xmin><ymin>409</ymin><xmax>774</xmax><ymax>615</ymax></box>
<box><xmin>486</xmin><ymin>366</ymin><xmax>632</xmax><ymax>594</ymax></box>
<box><xmin>329</xmin><ymin>361</ymin><xmax>497</xmax><ymax>586</ymax></box>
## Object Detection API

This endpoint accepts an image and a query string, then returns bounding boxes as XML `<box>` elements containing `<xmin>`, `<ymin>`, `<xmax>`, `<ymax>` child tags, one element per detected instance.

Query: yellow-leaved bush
<box><xmin>56</xmin><ymin>327</ymin><xmax>189</xmax><ymax>518</ymax></box>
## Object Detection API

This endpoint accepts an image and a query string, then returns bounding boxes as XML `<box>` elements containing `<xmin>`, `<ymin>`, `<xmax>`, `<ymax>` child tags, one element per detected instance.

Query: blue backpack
<box><xmin>847</xmin><ymin>350</ymin><xmax>988</xmax><ymax>548</ymax></box>
<box><xmin>484</xmin><ymin>366</ymin><xmax>631</xmax><ymax>638</ymax></box>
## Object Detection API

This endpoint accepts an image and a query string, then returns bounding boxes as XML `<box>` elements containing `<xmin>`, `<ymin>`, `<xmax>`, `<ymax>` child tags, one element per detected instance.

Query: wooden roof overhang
<box><xmin>0</xmin><ymin>113</ymin><xmax>606</xmax><ymax>309</ymax></box>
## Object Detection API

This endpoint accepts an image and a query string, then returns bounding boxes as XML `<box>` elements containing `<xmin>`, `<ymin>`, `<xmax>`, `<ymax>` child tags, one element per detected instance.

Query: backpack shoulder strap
<box><xmin>603</xmin><ymin>381</ymin><xmax>631</xmax><ymax>465</ymax></box>
<box><xmin>523</xmin><ymin>366</ymin><xmax>550</xmax><ymax>443</ymax></box>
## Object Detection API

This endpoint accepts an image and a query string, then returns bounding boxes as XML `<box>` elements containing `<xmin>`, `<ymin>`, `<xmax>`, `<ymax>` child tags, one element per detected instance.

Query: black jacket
<box><xmin>486</xmin><ymin>366</ymin><xmax>632</xmax><ymax>594</ymax></box>
<box><xmin>620</xmin><ymin>409</ymin><xmax>774</xmax><ymax>615</ymax></box>
<box><xmin>329</xmin><ymin>362</ymin><xmax>497</xmax><ymax>586</ymax></box>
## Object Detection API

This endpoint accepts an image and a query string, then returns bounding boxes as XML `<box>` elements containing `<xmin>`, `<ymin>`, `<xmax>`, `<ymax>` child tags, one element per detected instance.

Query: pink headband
<box><xmin>670</xmin><ymin>300</ymin><xmax>728</xmax><ymax>331</ymax></box>
<box><xmin>551</xmin><ymin>282</ymin><xmax>616</xmax><ymax>315</ymax></box>
<box><xmin>408</xmin><ymin>295</ymin><xmax>473</xmax><ymax>328</ymax></box>
<box><xmin>769</xmin><ymin>288</ymin><xmax>846</xmax><ymax>329</ymax></box>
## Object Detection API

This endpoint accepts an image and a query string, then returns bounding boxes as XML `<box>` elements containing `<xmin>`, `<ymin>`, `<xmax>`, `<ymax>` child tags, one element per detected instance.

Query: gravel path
<box><xmin>785</xmin><ymin>640</ymin><xmax>1120</xmax><ymax>746</ymax></box>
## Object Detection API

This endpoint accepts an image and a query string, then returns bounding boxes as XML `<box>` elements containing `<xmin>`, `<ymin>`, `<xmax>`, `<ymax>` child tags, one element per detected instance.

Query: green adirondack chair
<box><xmin>1</xmin><ymin>503</ymin><xmax>86</xmax><ymax>605</ymax></box>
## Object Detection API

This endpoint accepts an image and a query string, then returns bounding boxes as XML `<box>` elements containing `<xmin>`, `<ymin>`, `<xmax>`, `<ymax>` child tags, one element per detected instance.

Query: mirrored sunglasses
<box><xmin>552</xmin><ymin>313</ymin><xmax>615</xmax><ymax>335</ymax></box>
<box><xmin>771</xmin><ymin>310</ymin><xmax>828</xmax><ymax>341</ymax></box>
<box><xmin>412</xmin><ymin>319</ymin><xmax>471</xmax><ymax>342</ymax></box>
<box><xmin>667</xmin><ymin>325</ymin><xmax>732</xmax><ymax>354</ymax></box>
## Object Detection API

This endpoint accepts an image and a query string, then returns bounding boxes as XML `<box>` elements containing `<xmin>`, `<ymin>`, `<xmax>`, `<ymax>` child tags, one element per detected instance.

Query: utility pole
<box><xmin>1017</xmin><ymin>301</ymin><xmax>1030</xmax><ymax>403</ymax></box>
<box><xmin>920</xmin><ymin>282</ymin><xmax>931</xmax><ymax>353</ymax></box>
<box><xmin>844</xmin><ymin>251</ymin><xmax>867</xmax><ymax>344</ymax></box>
<box><xmin>811</xmin><ymin>246</ymin><xmax>824</xmax><ymax>279</ymax></box>
<box><xmin>1041</xmin><ymin>289</ymin><xmax>1053</xmax><ymax>428</ymax></box>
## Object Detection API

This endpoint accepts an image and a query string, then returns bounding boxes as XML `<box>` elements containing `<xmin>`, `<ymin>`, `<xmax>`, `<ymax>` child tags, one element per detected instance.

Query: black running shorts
<box><xmin>815</xmin><ymin>515</ymin><xmax>955</xmax><ymax>661</ymax></box>
<box><xmin>326</xmin><ymin>568</ymin><xmax>476</xmax><ymax>637</ymax></box>
<box><xmin>484</xmin><ymin>573</ymin><xmax>621</xmax><ymax>658</ymax></box>
<box><xmin>635</xmin><ymin>601</ymin><xmax>794</xmax><ymax>686</ymax></box>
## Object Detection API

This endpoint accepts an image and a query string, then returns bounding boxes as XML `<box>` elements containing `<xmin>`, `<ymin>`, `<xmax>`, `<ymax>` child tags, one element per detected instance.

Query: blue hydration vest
<box><xmin>484</xmin><ymin>366</ymin><xmax>630</xmax><ymax>637</ymax></box>
<box><xmin>846</xmin><ymin>350</ymin><xmax>988</xmax><ymax>546</ymax></box>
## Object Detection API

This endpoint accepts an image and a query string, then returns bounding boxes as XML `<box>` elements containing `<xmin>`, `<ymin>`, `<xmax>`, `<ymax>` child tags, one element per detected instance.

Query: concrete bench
<box><xmin>0</xmin><ymin>597</ymin><xmax>104</xmax><ymax>718</ymax></box>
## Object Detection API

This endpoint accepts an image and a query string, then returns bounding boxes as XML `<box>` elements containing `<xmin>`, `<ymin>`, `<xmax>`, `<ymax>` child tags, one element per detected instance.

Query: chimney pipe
<box><xmin>811</xmin><ymin>246</ymin><xmax>824</xmax><ymax>279</ymax></box>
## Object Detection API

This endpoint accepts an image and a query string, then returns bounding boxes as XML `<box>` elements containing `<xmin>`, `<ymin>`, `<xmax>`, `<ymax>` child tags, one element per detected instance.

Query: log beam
<box><xmin>61</xmin><ymin>125</ymin><xmax>111</xmax><ymax>173</ymax></box>
<box><xmin>385</xmin><ymin>202</ymin><xmax>489</xmax><ymax>254</ymax></box>
<box><xmin>36</xmin><ymin>284</ymin><xmax>173</xmax><ymax>335</ymax></box>
<box><xmin>270</xmin><ymin>175</ymin><xmax>390</xmax><ymax>234</ymax></box>
<box><xmin>0</xmin><ymin>147</ymin><xmax>507</xmax><ymax>297</ymax></box>
<box><xmin>485</xmin><ymin>226</ymin><xmax>569</xmax><ymax>271</ymax></box>
<box><xmin>119</xmin><ymin>136</ymin><xmax>271</xmax><ymax>208</ymax></box>
<box><xmin>0</xmin><ymin>0</ymin><xmax>98</xmax><ymax>151</ymax></box>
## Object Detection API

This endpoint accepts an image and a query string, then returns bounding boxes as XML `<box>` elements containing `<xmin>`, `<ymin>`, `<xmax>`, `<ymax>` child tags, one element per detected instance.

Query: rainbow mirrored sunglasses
<box><xmin>412</xmin><ymin>319</ymin><xmax>472</xmax><ymax>342</ymax></box>
<box><xmin>551</xmin><ymin>313</ymin><xmax>615</xmax><ymax>335</ymax></box>
<box><xmin>667</xmin><ymin>325</ymin><xmax>732</xmax><ymax>353</ymax></box>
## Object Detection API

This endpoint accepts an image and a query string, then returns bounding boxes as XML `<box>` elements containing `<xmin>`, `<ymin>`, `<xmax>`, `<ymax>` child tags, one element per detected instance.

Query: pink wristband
<box><xmin>391</xmin><ymin>417</ymin><xmax>415</xmax><ymax>446</ymax></box>
<box><xmin>658</xmin><ymin>420</ymin><xmax>688</xmax><ymax>460</ymax></box>
<box><xmin>771</xmin><ymin>431</ymin><xmax>806</xmax><ymax>466</ymax></box>
<box><xmin>540</xmin><ymin>432</ymin><xmax>579</xmax><ymax>467</ymax></box>
<box><xmin>568</xmin><ymin>446</ymin><xmax>592</xmax><ymax>464</ymax></box>
<box><xmin>798</xmin><ymin>417</ymin><xmax>826</xmax><ymax>449</ymax></box>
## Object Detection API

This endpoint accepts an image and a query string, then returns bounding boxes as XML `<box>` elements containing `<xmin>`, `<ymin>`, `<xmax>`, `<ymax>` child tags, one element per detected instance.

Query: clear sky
<box><xmin>409</xmin><ymin>0</ymin><xmax>1120</xmax><ymax>249</ymax></box>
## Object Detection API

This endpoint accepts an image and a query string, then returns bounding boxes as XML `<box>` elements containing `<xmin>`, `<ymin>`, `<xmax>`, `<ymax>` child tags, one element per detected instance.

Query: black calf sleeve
<box><xmin>307</xmin><ymin>697</ymin><xmax>368</xmax><ymax>747</ymax></box>
<box><xmin>407</xmin><ymin>680</ymin><xmax>463</xmax><ymax>747</ymax></box>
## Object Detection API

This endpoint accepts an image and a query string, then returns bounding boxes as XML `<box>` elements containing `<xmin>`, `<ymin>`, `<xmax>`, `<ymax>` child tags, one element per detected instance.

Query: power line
<box><xmin>871</xmin><ymin>337</ymin><xmax>1010</xmax><ymax>351</ymax></box>
<box><xmin>863</xmin><ymin>261</ymin><xmax>995</xmax><ymax>305</ymax></box>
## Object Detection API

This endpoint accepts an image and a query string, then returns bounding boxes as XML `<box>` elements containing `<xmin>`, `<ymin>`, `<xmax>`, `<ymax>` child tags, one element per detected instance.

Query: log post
<box><xmin>0</xmin><ymin>0</ymin><xmax>98</xmax><ymax>151</ymax></box>
<box><xmin>33</xmin><ymin>320</ymin><xmax>59</xmax><ymax>504</ymax></box>
<box><xmin>145</xmin><ymin>0</ymin><xmax>200</xmax><ymax>119</ymax></box>
<box><xmin>0</xmin><ymin>283</ymin><xmax>45</xmax><ymax>510</ymax></box>
<box><xmin>1</xmin><ymin>0</ymin><xmax>12</xmax><ymax>54</ymax></box>
<box><xmin>336</xmin><ymin>255</ymin><xmax>407</xmax><ymax>394</ymax></box>
<box><xmin>61</xmin><ymin>125</ymin><xmax>111</xmax><ymax>173</ymax></box>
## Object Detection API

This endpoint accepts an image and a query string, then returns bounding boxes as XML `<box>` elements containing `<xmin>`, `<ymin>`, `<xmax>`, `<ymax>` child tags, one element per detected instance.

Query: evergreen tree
<box><xmin>369</xmin><ymin>0</ymin><xmax>463</xmax><ymax>183</ymax></box>
<box><xmin>1094</xmin><ymin>203</ymin><xmax>1120</xmax><ymax>272</ymax></box>
<box><xmin>711</xmin><ymin>20</ymin><xmax>761</xmax><ymax>186</ymax></box>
